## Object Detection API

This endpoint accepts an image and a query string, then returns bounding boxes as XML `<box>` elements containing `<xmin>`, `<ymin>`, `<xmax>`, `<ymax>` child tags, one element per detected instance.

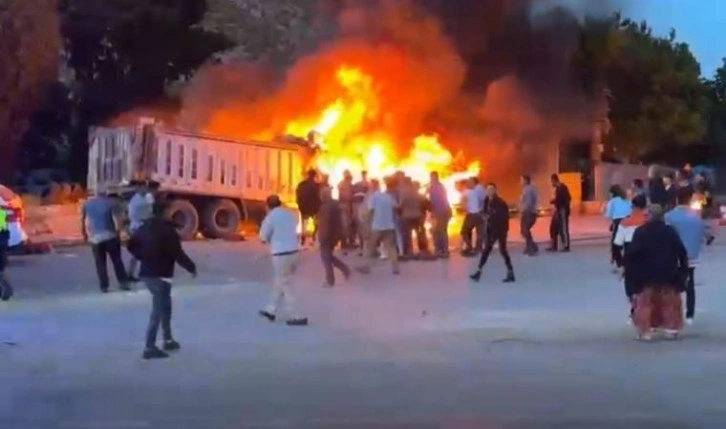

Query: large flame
<box><xmin>285</xmin><ymin>66</ymin><xmax>479</xmax><ymax>204</ymax></box>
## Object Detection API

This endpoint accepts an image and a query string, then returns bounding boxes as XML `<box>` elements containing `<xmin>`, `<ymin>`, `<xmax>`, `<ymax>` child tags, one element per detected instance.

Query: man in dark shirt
<box><xmin>128</xmin><ymin>202</ymin><xmax>197</xmax><ymax>360</ymax></box>
<box><xmin>295</xmin><ymin>169</ymin><xmax>322</xmax><ymax>246</ymax></box>
<box><xmin>470</xmin><ymin>183</ymin><xmax>515</xmax><ymax>283</ymax></box>
<box><xmin>317</xmin><ymin>187</ymin><xmax>350</xmax><ymax>287</ymax></box>
<box><xmin>546</xmin><ymin>174</ymin><xmax>571</xmax><ymax>252</ymax></box>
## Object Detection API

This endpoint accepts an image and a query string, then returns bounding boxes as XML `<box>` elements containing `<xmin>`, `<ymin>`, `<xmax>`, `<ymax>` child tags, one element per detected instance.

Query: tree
<box><xmin>0</xmin><ymin>0</ymin><xmax>61</xmax><ymax>183</ymax></box>
<box><xmin>59</xmin><ymin>0</ymin><xmax>233</xmax><ymax>180</ymax></box>
<box><xmin>575</xmin><ymin>15</ymin><xmax>708</xmax><ymax>162</ymax></box>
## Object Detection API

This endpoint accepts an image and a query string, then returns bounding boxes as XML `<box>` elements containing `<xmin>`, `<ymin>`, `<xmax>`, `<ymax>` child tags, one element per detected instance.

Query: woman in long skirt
<box><xmin>624</xmin><ymin>204</ymin><xmax>689</xmax><ymax>341</ymax></box>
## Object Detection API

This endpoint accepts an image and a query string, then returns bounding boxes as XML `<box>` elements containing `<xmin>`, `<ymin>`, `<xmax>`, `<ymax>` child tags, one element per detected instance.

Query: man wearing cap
<box><xmin>0</xmin><ymin>201</ymin><xmax>14</xmax><ymax>301</ymax></box>
<box><xmin>81</xmin><ymin>187</ymin><xmax>133</xmax><ymax>293</ymax></box>
<box><xmin>126</xmin><ymin>180</ymin><xmax>154</xmax><ymax>280</ymax></box>
<box><xmin>258</xmin><ymin>195</ymin><xmax>308</xmax><ymax>326</ymax></box>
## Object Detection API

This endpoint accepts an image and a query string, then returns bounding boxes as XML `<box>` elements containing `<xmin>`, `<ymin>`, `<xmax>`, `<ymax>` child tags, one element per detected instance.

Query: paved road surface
<box><xmin>3</xmin><ymin>240</ymin><xmax>726</xmax><ymax>428</ymax></box>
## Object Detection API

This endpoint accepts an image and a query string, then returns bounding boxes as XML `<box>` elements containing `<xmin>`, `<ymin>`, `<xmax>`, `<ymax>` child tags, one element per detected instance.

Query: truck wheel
<box><xmin>202</xmin><ymin>199</ymin><xmax>241</xmax><ymax>239</ymax></box>
<box><xmin>164</xmin><ymin>199</ymin><xmax>199</xmax><ymax>241</ymax></box>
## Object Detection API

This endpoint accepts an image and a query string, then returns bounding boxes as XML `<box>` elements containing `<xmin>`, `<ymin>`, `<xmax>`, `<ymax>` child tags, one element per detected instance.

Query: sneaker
<box><xmin>142</xmin><ymin>347</ymin><xmax>169</xmax><ymax>360</ymax></box>
<box><xmin>469</xmin><ymin>270</ymin><xmax>482</xmax><ymax>282</ymax></box>
<box><xmin>163</xmin><ymin>340</ymin><xmax>181</xmax><ymax>351</ymax></box>
<box><xmin>636</xmin><ymin>333</ymin><xmax>653</xmax><ymax>342</ymax></box>
<box><xmin>0</xmin><ymin>282</ymin><xmax>14</xmax><ymax>301</ymax></box>
<box><xmin>663</xmin><ymin>330</ymin><xmax>680</xmax><ymax>340</ymax></box>
<box><xmin>259</xmin><ymin>310</ymin><xmax>276</xmax><ymax>322</ymax></box>
<box><xmin>685</xmin><ymin>318</ymin><xmax>694</xmax><ymax>326</ymax></box>
<box><xmin>286</xmin><ymin>318</ymin><xmax>309</xmax><ymax>326</ymax></box>
<box><xmin>119</xmin><ymin>283</ymin><xmax>133</xmax><ymax>292</ymax></box>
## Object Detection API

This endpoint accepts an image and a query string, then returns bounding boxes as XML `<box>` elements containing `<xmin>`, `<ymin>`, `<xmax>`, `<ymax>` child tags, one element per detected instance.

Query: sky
<box><xmin>623</xmin><ymin>0</ymin><xmax>725</xmax><ymax>77</ymax></box>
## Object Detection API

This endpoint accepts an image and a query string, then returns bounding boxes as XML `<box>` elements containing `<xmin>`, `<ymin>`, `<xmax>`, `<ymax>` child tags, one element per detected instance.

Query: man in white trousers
<box><xmin>258</xmin><ymin>195</ymin><xmax>308</xmax><ymax>326</ymax></box>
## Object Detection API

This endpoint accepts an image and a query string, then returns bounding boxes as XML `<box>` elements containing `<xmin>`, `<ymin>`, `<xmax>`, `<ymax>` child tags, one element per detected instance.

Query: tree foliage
<box><xmin>59</xmin><ymin>0</ymin><xmax>233</xmax><ymax>179</ymax></box>
<box><xmin>0</xmin><ymin>0</ymin><xmax>61</xmax><ymax>182</ymax></box>
<box><xmin>575</xmin><ymin>14</ymin><xmax>708</xmax><ymax>161</ymax></box>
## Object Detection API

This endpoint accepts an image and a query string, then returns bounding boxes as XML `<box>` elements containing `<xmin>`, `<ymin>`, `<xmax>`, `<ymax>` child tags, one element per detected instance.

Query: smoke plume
<box><xmin>175</xmin><ymin>0</ymin><xmax>620</xmax><ymax>194</ymax></box>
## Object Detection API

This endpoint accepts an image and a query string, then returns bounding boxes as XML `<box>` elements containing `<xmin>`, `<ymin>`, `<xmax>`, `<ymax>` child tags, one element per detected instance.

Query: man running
<box><xmin>470</xmin><ymin>183</ymin><xmax>515</xmax><ymax>283</ymax></box>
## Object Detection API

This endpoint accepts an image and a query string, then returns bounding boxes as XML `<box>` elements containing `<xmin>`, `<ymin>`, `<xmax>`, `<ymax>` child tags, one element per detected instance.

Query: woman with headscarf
<box><xmin>624</xmin><ymin>204</ymin><xmax>689</xmax><ymax>341</ymax></box>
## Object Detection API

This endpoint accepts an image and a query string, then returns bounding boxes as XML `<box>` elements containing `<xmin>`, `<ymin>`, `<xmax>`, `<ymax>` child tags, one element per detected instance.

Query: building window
<box><xmin>230</xmin><ymin>164</ymin><xmax>237</xmax><ymax>186</ymax></box>
<box><xmin>220</xmin><ymin>160</ymin><xmax>226</xmax><ymax>185</ymax></box>
<box><xmin>177</xmin><ymin>145</ymin><xmax>185</xmax><ymax>178</ymax></box>
<box><xmin>191</xmin><ymin>149</ymin><xmax>198</xmax><ymax>180</ymax></box>
<box><xmin>165</xmin><ymin>140</ymin><xmax>172</xmax><ymax>175</ymax></box>
<box><xmin>207</xmin><ymin>155</ymin><xmax>214</xmax><ymax>182</ymax></box>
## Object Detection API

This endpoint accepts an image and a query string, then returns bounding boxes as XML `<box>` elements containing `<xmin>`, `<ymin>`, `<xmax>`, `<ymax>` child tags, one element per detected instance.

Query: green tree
<box><xmin>0</xmin><ymin>0</ymin><xmax>61</xmax><ymax>183</ymax></box>
<box><xmin>60</xmin><ymin>0</ymin><xmax>233</xmax><ymax>180</ymax></box>
<box><xmin>704</xmin><ymin>59</ymin><xmax>726</xmax><ymax>147</ymax></box>
<box><xmin>575</xmin><ymin>15</ymin><xmax>708</xmax><ymax>162</ymax></box>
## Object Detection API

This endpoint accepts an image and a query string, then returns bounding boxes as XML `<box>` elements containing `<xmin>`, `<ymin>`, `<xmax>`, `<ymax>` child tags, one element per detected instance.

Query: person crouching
<box><xmin>127</xmin><ymin>201</ymin><xmax>197</xmax><ymax>360</ymax></box>
<box><xmin>259</xmin><ymin>195</ymin><xmax>308</xmax><ymax>326</ymax></box>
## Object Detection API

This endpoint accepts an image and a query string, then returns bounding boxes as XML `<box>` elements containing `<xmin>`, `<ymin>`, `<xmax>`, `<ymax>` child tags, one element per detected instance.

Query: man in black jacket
<box><xmin>128</xmin><ymin>202</ymin><xmax>197</xmax><ymax>360</ymax></box>
<box><xmin>470</xmin><ymin>183</ymin><xmax>515</xmax><ymax>283</ymax></box>
<box><xmin>546</xmin><ymin>174</ymin><xmax>571</xmax><ymax>252</ymax></box>
<box><xmin>296</xmin><ymin>169</ymin><xmax>322</xmax><ymax>246</ymax></box>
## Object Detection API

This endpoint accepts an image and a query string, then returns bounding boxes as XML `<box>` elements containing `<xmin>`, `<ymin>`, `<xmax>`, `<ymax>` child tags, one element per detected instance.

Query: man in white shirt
<box><xmin>356</xmin><ymin>177</ymin><xmax>400</xmax><ymax>275</ymax></box>
<box><xmin>460</xmin><ymin>177</ymin><xmax>485</xmax><ymax>256</ymax></box>
<box><xmin>258</xmin><ymin>195</ymin><xmax>307</xmax><ymax>326</ymax></box>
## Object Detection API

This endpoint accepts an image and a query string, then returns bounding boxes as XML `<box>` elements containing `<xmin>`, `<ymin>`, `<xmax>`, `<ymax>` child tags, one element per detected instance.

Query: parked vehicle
<box><xmin>0</xmin><ymin>185</ymin><xmax>28</xmax><ymax>248</ymax></box>
<box><xmin>88</xmin><ymin>118</ymin><xmax>313</xmax><ymax>240</ymax></box>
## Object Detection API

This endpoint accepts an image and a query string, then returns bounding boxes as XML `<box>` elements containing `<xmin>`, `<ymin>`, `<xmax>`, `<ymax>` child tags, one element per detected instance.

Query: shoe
<box><xmin>259</xmin><ymin>310</ymin><xmax>276</xmax><ymax>322</ymax></box>
<box><xmin>163</xmin><ymin>340</ymin><xmax>181</xmax><ymax>351</ymax></box>
<box><xmin>392</xmin><ymin>268</ymin><xmax>401</xmax><ymax>275</ymax></box>
<box><xmin>321</xmin><ymin>281</ymin><xmax>334</xmax><ymax>288</ymax></box>
<box><xmin>706</xmin><ymin>235</ymin><xmax>715</xmax><ymax>246</ymax></box>
<box><xmin>100</xmin><ymin>288</ymin><xmax>109</xmax><ymax>294</ymax></box>
<box><xmin>469</xmin><ymin>270</ymin><xmax>482</xmax><ymax>282</ymax></box>
<box><xmin>528</xmin><ymin>250</ymin><xmax>539</xmax><ymax>257</ymax></box>
<box><xmin>686</xmin><ymin>317</ymin><xmax>694</xmax><ymax>326</ymax></box>
<box><xmin>0</xmin><ymin>282</ymin><xmax>14</xmax><ymax>301</ymax></box>
<box><xmin>128</xmin><ymin>276</ymin><xmax>140</xmax><ymax>283</ymax></box>
<box><xmin>286</xmin><ymin>318</ymin><xmax>308</xmax><ymax>326</ymax></box>
<box><xmin>545</xmin><ymin>247</ymin><xmax>558</xmax><ymax>252</ymax></box>
<box><xmin>119</xmin><ymin>283</ymin><xmax>132</xmax><ymax>291</ymax></box>
<box><xmin>560</xmin><ymin>247</ymin><xmax>571</xmax><ymax>253</ymax></box>
<box><xmin>636</xmin><ymin>333</ymin><xmax>653</xmax><ymax>342</ymax></box>
<box><xmin>663</xmin><ymin>330</ymin><xmax>680</xmax><ymax>340</ymax></box>
<box><xmin>355</xmin><ymin>266</ymin><xmax>371</xmax><ymax>275</ymax></box>
<box><xmin>502</xmin><ymin>272</ymin><xmax>515</xmax><ymax>283</ymax></box>
<box><xmin>342</xmin><ymin>269</ymin><xmax>352</xmax><ymax>281</ymax></box>
<box><xmin>142</xmin><ymin>347</ymin><xmax>169</xmax><ymax>360</ymax></box>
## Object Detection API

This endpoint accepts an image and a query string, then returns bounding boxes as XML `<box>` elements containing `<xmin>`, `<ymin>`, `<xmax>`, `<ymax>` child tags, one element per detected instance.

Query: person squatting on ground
<box><xmin>547</xmin><ymin>174</ymin><xmax>571</xmax><ymax>253</ymax></box>
<box><xmin>613</xmin><ymin>195</ymin><xmax>648</xmax><ymax>321</ymax></box>
<box><xmin>296</xmin><ymin>169</ymin><xmax>321</xmax><ymax>246</ymax></box>
<box><xmin>624</xmin><ymin>204</ymin><xmax>689</xmax><ymax>341</ymax></box>
<box><xmin>356</xmin><ymin>177</ymin><xmax>401</xmax><ymax>275</ymax></box>
<box><xmin>258</xmin><ymin>195</ymin><xmax>308</xmax><ymax>326</ymax></box>
<box><xmin>399</xmin><ymin>178</ymin><xmax>430</xmax><ymax>259</ymax></box>
<box><xmin>460</xmin><ymin>177</ymin><xmax>486</xmax><ymax>257</ymax></box>
<box><xmin>127</xmin><ymin>201</ymin><xmax>197</xmax><ymax>360</ymax></box>
<box><xmin>0</xmin><ymin>202</ymin><xmax>14</xmax><ymax>301</ymax></box>
<box><xmin>126</xmin><ymin>180</ymin><xmax>154</xmax><ymax>281</ymax></box>
<box><xmin>665</xmin><ymin>187</ymin><xmax>706</xmax><ymax>325</ymax></box>
<box><xmin>81</xmin><ymin>188</ymin><xmax>133</xmax><ymax>293</ymax></box>
<box><xmin>428</xmin><ymin>171</ymin><xmax>452</xmax><ymax>259</ymax></box>
<box><xmin>470</xmin><ymin>183</ymin><xmax>515</xmax><ymax>283</ymax></box>
<box><xmin>604</xmin><ymin>184</ymin><xmax>632</xmax><ymax>268</ymax></box>
<box><xmin>519</xmin><ymin>175</ymin><xmax>539</xmax><ymax>256</ymax></box>
<box><xmin>317</xmin><ymin>187</ymin><xmax>351</xmax><ymax>288</ymax></box>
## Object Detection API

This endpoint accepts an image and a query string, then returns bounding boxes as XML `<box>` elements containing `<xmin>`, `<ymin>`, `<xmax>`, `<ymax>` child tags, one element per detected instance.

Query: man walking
<box><xmin>259</xmin><ymin>195</ymin><xmax>308</xmax><ymax>326</ymax></box>
<box><xmin>126</xmin><ymin>180</ymin><xmax>154</xmax><ymax>281</ymax></box>
<box><xmin>470</xmin><ymin>183</ymin><xmax>515</xmax><ymax>283</ymax></box>
<box><xmin>81</xmin><ymin>188</ymin><xmax>133</xmax><ymax>292</ymax></box>
<box><xmin>356</xmin><ymin>177</ymin><xmax>400</xmax><ymax>275</ymax></box>
<box><xmin>519</xmin><ymin>175</ymin><xmax>539</xmax><ymax>256</ymax></box>
<box><xmin>0</xmin><ymin>202</ymin><xmax>14</xmax><ymax>301</ymax></box>
<box><xmin>460</xmin><ymin>177</ymin><xmax>485</xmax><ymax>257</ymax></box>
<box><xmin>318</xmin><ymin>187</ymin><xmax>351</xmax><ymax>287</ymax></box>
<box><xmin>546</xmin><ymin>174</ymin><xmax>571</xmax><ymax>253</ymax></box>
<box><xmin>665</xmin><ymin>187</ymin><xmax>706</xmax><ymax>325</ymax></box>
<box><xmin>428</xmin><ymin>171</ymin><xmax>452</xmax><ymax>259</ymax></box>
<box><xmin>127</xmin><ymin>202</ymin><xmax>197</xmax><ymax>360</ymax></box>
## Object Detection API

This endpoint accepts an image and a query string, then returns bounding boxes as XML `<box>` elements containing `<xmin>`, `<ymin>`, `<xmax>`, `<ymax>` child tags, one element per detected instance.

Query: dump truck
<box><xmin>88</xmin><ymin>118</ymin><xmax>313</xmax><ymax>240</ymax></box>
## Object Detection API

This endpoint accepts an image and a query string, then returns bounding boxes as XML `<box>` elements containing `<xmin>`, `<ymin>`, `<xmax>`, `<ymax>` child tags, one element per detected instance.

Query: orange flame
<box><xmin>286</xmin><ymin>66</ymin><xmax>479</xmax><ymax>204</ymax></box>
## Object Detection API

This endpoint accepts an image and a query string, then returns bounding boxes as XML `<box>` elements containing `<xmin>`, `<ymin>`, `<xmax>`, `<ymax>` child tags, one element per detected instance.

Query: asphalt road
<box><xmin>3</xmin><ymin>241</ymin><xmax>726</xmax><ymax>428</ymax></box>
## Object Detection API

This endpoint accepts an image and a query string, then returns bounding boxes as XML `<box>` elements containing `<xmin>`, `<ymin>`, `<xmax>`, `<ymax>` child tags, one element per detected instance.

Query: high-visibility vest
<box><xmin>0</xmin><ymin>207</ymin><xmax>8</xmax><ymax>231</ymax></box>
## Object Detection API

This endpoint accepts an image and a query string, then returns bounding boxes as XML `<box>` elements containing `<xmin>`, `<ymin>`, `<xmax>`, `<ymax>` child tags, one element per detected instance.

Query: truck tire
<box><xmin>164</xmin><ymin>199</ymin><xmax>199</xmax><ymax>241</ymax></box>
<box><xmin>202</xmin><ymin>199</ymin><xmax>241</xmax><ymax>239</ymax></box>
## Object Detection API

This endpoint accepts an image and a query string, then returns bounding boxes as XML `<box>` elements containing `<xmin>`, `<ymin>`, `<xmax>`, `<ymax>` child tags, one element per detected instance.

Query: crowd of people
<box><xmin>605</xmin><ymin>165</ymin><xmax>715</xmax><ymax>341</ymax></box>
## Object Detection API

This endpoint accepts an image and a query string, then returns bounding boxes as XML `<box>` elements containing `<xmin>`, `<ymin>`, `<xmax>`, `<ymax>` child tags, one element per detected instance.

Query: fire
<box><xmin>285</xmin><ymin>66</ymin><xmax>479</xmax><ymax>205</ymax></box>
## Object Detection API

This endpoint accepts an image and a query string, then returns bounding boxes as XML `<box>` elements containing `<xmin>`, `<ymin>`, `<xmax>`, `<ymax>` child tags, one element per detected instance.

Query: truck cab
<box><xmin>88</xmin><ymin>118</ymin><xmax>312</xmax><ymax>240</ymax></box>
